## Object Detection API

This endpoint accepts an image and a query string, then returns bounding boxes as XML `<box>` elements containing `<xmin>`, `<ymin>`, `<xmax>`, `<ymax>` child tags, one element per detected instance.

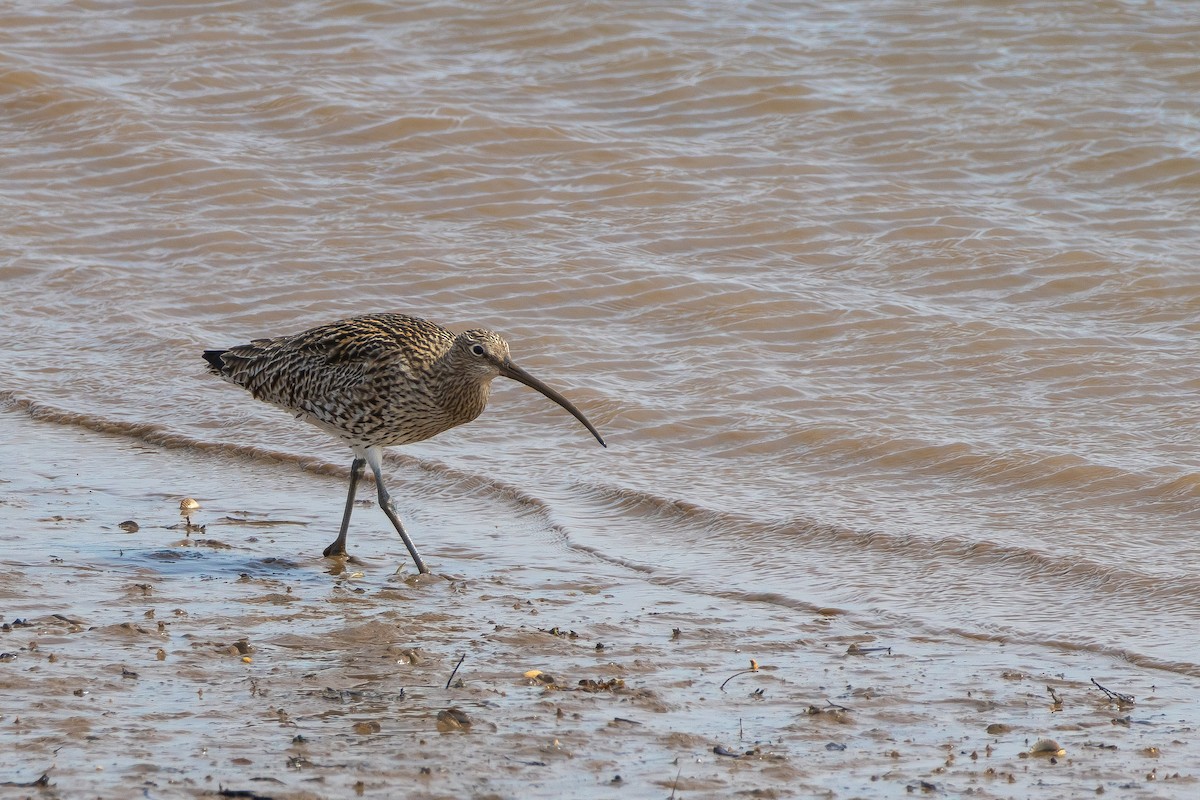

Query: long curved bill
<box><xmin>500</xmin><ymin>360</ymin><xmax>607</xmax><ymax>447</ymax></box>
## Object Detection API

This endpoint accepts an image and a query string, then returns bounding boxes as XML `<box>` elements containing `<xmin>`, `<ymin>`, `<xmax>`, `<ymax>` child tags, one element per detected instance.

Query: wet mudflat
<box><xmin>1</xmin><ymin>411</ymin><xmax>1197</xmax><ymax>799</ymax></box>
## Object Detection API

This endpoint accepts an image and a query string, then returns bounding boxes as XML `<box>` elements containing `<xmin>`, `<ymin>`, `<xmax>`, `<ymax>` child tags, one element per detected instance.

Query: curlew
<box><xmin>202</xmin><ymin>312</ymin><xmax>605</xmax><ymax>573</ymax></box>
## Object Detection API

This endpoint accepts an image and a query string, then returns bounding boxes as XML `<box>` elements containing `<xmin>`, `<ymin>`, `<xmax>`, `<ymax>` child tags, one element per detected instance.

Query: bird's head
<box><xmin>453</xmin><ymin>329</ymin><xmax>606</xmax><ymax>447</ymax></box>
<box><xmin>454</xmin><ymin>329</ymin><xmax>511</xmax><ymax>381</ymax></box>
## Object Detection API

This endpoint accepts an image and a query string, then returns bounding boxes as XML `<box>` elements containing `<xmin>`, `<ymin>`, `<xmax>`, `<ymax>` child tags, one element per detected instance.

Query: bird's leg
<box><xmin>324</xmin><ymin>457</ymin><xmax>365</xmax><ymax>558</ymax></box>
<box><xmin>364</xmin><ymin>448</ymin><xmax>429</xmax><ymax>574</ymax></box>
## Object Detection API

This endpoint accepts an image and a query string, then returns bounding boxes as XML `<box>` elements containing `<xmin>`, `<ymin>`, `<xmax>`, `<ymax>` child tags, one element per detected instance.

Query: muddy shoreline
<box><xmin>1</xmin><ymin>411</ymin><xmax>1197</xmax><ymax>799</ymax></box>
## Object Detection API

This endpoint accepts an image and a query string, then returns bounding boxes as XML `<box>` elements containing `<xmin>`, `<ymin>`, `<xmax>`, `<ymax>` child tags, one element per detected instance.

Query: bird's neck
<box><xmin>435</xmin><ymin>371</ymin><xmax>493</xmax><ymax>425</ymax></box>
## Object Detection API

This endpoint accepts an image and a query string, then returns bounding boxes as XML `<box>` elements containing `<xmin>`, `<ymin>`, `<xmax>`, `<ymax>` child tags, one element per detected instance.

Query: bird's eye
<box><xmin>470</xmin><ymin>344</ymin><xmax>486</xmax><ymax>356</ymax></box>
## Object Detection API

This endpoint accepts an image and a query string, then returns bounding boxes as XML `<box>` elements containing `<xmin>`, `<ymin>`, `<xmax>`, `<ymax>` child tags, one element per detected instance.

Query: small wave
<box><xmin>557</xmin><ymin>481</ymin><xmax>1200</xmax><ymax>676</ymax></box>
<box><xmin>0</xmin><ymin>388</ymin><xmax>575</xmax><ymax>531</ymax></box>
<box><xmin>570</xmin><ymin>481</ymin><xmax>1200</xmax><ymax>620</ymax></box>
<box><xmin>936</xmin><ymin>623</ymin><xmax>1200</xmax><ymax>678</ymax></box>
<box><xmin>567</xmin><ymin>482</ymin><xmax>1200</xmax><ymax>676</ymax></box>
<box><xmin>0</xmin><ymin>390</ymin><xmax>342</xmax><ymax>474</ymax></box>
<box><xmin>1145</xmin><ymin>472</ymin><xmax>1200</xmax><ymax>501</ymax></box>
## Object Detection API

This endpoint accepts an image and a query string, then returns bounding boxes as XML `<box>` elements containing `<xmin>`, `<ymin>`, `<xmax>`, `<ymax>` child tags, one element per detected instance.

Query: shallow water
<box><xmin>2</xmin><ymin>0</ymin><xmax>1200</xmax><ymax>781</ymax></box>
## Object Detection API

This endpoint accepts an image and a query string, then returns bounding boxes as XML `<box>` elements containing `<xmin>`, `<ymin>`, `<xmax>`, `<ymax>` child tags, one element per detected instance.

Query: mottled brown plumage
<box><xmin>203</xmin><ymin>312</ymin><xmax>605</xmax><ymax>572</ymax></box>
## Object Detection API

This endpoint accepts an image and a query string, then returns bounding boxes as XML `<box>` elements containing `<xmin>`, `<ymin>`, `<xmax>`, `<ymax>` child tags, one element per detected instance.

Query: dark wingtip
<box><xmin>202</xmin><ymin>349</ymin><xmax>227</xmax><ymax>374</ymax></box>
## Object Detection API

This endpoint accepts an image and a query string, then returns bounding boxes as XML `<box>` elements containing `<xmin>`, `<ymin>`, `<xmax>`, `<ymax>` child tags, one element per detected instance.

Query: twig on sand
<box><xmin>0</xmin><ymin>773</ymin><xmax>50</xmax><ymax>789</ymax></box>
<box><xmin>668</xmin><ymin>763</ymin><xmax>683</xmax><ymax>800</ymax></box>
<box><xmin>719</xmin><ymin>659</ymin><xmax>760</xmax><ymax>691</ymax></box>
<box><xmin>1091</xmin><ymin>678</ymin><xmax>1135</xmax><ymax>706</ymax></box>
<box><xmin>1046</xmin><ymin>686</ymin><xmax>1063</xmax><ymax>710</ymax></box>
<box><xmin>846</xmin><ymin>643</ymin><xmax>892</xmax><ymax>655</ymax></box>
<box><xmin>217</xmin><ymin>789</ymin><xmax>274</xmax><ymax>800</ymax></box>
<box><xmin>804</xmin><ymin>699</ymin><xmax>851</xmax><ymax>716</ymax></box>
<box><xmin>445</xmin><ymin>653</ymin><xmax>466</xmax><ymax>689</ymax></box>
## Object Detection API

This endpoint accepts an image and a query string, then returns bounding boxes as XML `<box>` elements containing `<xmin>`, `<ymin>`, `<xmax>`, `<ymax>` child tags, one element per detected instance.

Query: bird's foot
<box><xmin>322</xmin><ymin>542</ymin><xmax>348</xmax><ymax>558</ymax></box>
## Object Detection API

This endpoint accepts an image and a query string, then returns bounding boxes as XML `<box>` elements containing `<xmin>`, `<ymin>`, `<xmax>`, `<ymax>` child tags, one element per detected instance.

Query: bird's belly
<box><xmin>296</xmin><ymin>402</ymin><xmax>469</xmax><ymax>449</ymax></box>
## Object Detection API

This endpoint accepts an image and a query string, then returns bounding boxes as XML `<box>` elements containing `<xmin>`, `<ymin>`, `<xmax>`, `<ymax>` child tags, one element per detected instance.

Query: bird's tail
<box><xmin>202</xmin><ymin>349</ymin><xmax>228</xmax><ymax>374</ymax></box>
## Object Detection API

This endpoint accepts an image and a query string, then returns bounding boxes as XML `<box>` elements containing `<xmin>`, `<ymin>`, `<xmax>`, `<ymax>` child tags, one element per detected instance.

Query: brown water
<box><xmin>2</xmin><ymin>0</ymin><xmax>1200</xmax><ymax>794</ymax></box>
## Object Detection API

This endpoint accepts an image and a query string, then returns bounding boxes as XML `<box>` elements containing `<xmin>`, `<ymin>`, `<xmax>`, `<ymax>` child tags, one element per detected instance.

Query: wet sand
<box><xmin>1</xmin><ymin>409</ymin><xmax>1197</xmax><ymax>799</ymax></box>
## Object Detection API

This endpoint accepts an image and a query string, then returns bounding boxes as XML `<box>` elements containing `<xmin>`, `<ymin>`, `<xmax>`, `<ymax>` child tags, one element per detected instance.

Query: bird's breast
<box><xmin>354</xmin><ymin>375</ymin><xmax>488</xmax><ymax>447</ymax></box>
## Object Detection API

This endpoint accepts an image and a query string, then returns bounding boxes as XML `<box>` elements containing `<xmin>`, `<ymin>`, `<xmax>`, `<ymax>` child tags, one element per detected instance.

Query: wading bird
<box><xmin>203</xmin><ymin>312</ymin><xmax>605</xmax><ymax>573</ymax></box>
